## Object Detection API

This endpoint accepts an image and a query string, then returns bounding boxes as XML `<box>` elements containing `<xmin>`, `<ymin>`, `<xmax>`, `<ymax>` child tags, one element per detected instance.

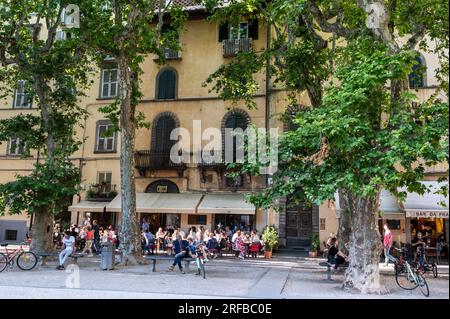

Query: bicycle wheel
<box><xmin>432</xmin><ymin>264</ymin><xmax>438</xmax><ymax>278</ymax></box>
<box><xmin>416</xmin><ymin>272</ymin><xmax>429</xmax><ymax>297</ymax></box>
<box><xmin>395</xmin><ymin>267</ymin><xmax>418</xmax><ymax>290</ymax></box>
<box><xmin>16</xmin><ymin>251</ymin><xmax>38</xmax><ymax>271</ymax></box>
<box><xmin>0</xmin><ymin>252</ymin><xmax>7</xmax><ymax>272</ymax></box>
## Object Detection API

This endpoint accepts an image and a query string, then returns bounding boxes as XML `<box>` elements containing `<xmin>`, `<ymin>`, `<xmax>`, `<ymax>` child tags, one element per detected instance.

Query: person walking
<box><xmin>92</xmin><ymin>220</ymin><xmax>101</xmax><ymax>254</ymax></box>
<box><xmin>83</xmin><ymin>226</ymin><xmax>94</xmax><ymax>256</ymax></box>
<box><xmin>383</xmin><ymin>224</ymin><xmax>395</xmax><ymax>266</ymax></box>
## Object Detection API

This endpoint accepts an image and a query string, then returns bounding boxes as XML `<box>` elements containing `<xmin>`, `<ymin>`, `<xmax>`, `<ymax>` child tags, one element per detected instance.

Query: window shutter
<box><xmin>157</xmin><ymin>70</ymin><xmax>176</xmax><ymax>99</ymax></box>
<box><xmin>218</xmin><ymin>22</ymin><xmax>229</xmax><ymax>42</ymax></box>
<box><xmin>248</xmin><ymin>19</ymin><xmax>258</xmax><ymax>40</ymax></box>
<box><xmin>166</xmin><ymin>70</ymin><xmax>176</xmax><ymax>99</ymax></box>
<box><xmin>157</xmin><ymin>71</ymin><xmax>167</xmax><ymax>99</ymax></box>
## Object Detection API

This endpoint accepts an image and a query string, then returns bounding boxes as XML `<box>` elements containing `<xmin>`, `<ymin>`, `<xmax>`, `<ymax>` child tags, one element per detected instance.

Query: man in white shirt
<box><xmin>58</xmin><ymin>231</ymin><xmax>76</xmax><ymax>270</ymax></box>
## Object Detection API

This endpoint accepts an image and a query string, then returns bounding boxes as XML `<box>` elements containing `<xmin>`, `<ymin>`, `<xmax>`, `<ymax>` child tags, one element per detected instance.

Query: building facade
<box><xmin>0</xmin><ymin>3</ymin><xmax>447</xmax><ymax>250</ymax></box>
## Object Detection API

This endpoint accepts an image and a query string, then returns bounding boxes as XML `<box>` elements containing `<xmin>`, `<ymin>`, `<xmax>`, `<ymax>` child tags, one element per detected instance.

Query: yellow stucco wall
<box><xmin>0</xmin><ymin>15</ymin><xmax>447</xmax><ymax>242</ymax></box>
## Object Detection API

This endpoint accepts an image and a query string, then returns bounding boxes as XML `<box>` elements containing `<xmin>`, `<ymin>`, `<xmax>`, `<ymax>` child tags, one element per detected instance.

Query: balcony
<box><xmin>86</xmin><ymin>183</ymin><xmax>117</xmax><ymax>202</ymax></box>
<box><xmin>134</xmin><ymin>150</ymin><xmax>186</xmax><ymax>176</ymax></box>
<box><xmin>222</xmin><ymin>38</ymin><xmax>252</xmax><ymax>57</ymax></box>
<box><xmin>153</xmin><ymin>47</ymin><xmax>181</xmax><ymax>60</ymax></box>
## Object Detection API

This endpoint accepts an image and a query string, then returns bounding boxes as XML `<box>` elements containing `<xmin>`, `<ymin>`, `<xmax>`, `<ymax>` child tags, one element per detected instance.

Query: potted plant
<box><xmin>309</xmin><ymin>234</ymin><xmax>320</xmax><ymax>258</ymax></box>
<box><xmin>262</xmin><ymin>226</ymin><xmax>279</xmax><ymax>259</ymax></box>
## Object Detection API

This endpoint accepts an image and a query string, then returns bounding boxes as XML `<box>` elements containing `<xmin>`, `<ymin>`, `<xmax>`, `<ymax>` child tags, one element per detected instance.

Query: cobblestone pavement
<box><xmin>0</xmin><ymin>254</ymin><xmax>448</xmax><ymax>299</ymax></box>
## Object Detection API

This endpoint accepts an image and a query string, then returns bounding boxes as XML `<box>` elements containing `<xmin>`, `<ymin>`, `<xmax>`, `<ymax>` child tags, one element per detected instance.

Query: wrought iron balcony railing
<box><xmin>134</xmin><ymin>150</ymin><xmax>186</xmax><ymax>173</ymax></box>
<box><xmin>222</xmin><ymin>38</ymin><xmax>252</xmax><ymax>57</ymax></box>
<box><xmin>86</xmin><ymin>183</ymin><xmax>117</xmax><ymax>201</ymax></box>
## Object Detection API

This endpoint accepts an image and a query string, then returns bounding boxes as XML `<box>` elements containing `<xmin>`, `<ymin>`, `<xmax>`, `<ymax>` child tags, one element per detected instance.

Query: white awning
<box><xmin>197</xmin><ymin>194</ymin><xmax>256</xmax><ymax>215</ymax></box>
<box><xmin>68</xmin><ymin>201</ymin><xmax>106</xmax><ymax>212</ymax></box>
<box><xmin>105</xmin><ymin>192</ymin><xmax>150</xmax><ymax>212</ymax></box>
<box><xmin>399</xmin><ymin>181</ymin><xmax>449</xmax><ymax>218</ymax></box>
<box><xmin>334</xmin><ymin>189</ymin><xmax>402</xmax><ymax>218</ymax></box>
<box><xmin>105</xmin><ymin>193</ymin><xmax>203</xmax><ymax>214</ymax></box>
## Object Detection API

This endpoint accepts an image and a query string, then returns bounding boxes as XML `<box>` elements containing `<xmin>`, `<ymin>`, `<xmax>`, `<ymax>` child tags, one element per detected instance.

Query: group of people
<box><xmin>383</xmin><ymin>223</ymin><xmax>447</xmax><ymax>269</ymax></box>
<box><xmin>141</xmin><ymin>225</ymin><xmax>263</xmax><ymax>259</ymax></box>
<box><xmin>53</xmin><ymin>218</ymin><xmax>118</xmax><ymax>270</ymax></box>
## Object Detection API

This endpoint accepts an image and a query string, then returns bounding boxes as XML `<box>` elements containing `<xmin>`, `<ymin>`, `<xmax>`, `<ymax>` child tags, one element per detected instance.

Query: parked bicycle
<box><xmin>0</xmin><ymin>242</ymin><xmax>38</xmax><ymax>272</ymax></box>
<box><xmin>393</xmin><ymin>247</ymin><xmax>429</xmax><ymax>297</ymax></box>
<box><xmin>411</xmin><ymin>246</ymin><xmax>438</xmax><ymax>278</ymax></box>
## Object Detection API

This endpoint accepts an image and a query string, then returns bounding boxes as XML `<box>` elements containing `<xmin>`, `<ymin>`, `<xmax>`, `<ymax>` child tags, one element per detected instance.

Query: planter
<box><xmin>308</xmin><ymin>251</ymin><xmax>317</xmax><ymax>258</ymax></box>
<box><xmin>264</xmin><ymin>248</ymin><xmax>273</xmax><ymax>259</ymax></box>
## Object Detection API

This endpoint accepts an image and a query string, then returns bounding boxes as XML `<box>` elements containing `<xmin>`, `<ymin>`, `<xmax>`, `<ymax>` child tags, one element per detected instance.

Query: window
<box><xmin>320</xmin><ymin>218</ymin><xmax>326</xmax><ymax>231</ymax></box>
<box><xmin>95</xmin><ymin>121</ymin><xmax>116</xmax><ymax>152</ymax></box>
<box><xmin>5</xmin><ymin>230</ymin><xmax>18</xmax><ymax>241</ymax></box>
<box><xmin>229</xmin><ymin>22</ymin><xmax>249</xmax><ymax>40</ymax></box>
<box><xmin>188</xmin><ymin>215</ymin><xmax>207</xmax><ymax>225</ymax></box>
<box><xmin>13</xmin><ymin>80</ymin><xmax>32</xmax><ymax>108</ymax></box>
<box><xmin>224</xmin><ymin>112</ymin><xmax>249</xmax><ymax>163</ymax></box>
<box><xmin>218</xmin><ymin>19</ymin><xmax>258</xmax><ymax>41</ymax></box>
<box><xmin>156</xmin><ymin>69</ymin><xmax>177</xmax><ymax>100</ymax></box>
<box><xmin>100</xmin><ymin>64</ymin><xmax>119</xmax><ymax>98</ymax></box>
<box><xmin>97</xmin><ymin>172</ymin><xmax>112</xmax><ymax>192</ymax></box>
<box><xmin>409</xmin><ymin>56</ymin><xmax>425</xmax><ymax>89</ymax></box>
<box><xmin>8</xmin><ymin>137</ymin><xmax>25</xmax><ymax>156</ymax></box>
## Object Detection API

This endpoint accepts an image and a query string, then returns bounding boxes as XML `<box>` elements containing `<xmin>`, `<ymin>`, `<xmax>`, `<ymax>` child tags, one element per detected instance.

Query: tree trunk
<box><xmin>117</xmin><ymin>55</ymin><xmax>143</xmax><ymax>265</ymax></box>
<box><xmin>29</xmin><ymin>77</ymin><xmax>56</xmax><ymax>253</ymax></box>
<box><xmin>342</xmin><ymin>190</ymin><xmax>384</xmax><ymax>294</ymax></box>
<box><xmin>337</xmin><ymin>189</ymin><xmax>351</xmax><ymax>255</ymax></box>
<box><xmin>30</xmin><ymin>207</ymin><xmax>54</xmax><ymax>253</ymax></box>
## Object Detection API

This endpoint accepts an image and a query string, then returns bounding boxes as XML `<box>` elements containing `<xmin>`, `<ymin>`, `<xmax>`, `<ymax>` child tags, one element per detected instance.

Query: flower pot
<box><xmin>264</xmin><ymin>248</ymin><xmax>273</xmax><ymax>259</ymax></box>
<box><xmin>308</xmin><ymin>251</ymin><xmax>317</xmax><ymax>258</ymax></box>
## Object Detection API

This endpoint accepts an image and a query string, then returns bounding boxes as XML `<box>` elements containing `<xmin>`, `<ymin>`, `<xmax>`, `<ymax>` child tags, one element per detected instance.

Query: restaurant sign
<box><xmin>405</xmin><ymin>211</ymin><xmax>449</xmax><ymax>218</ymax></box>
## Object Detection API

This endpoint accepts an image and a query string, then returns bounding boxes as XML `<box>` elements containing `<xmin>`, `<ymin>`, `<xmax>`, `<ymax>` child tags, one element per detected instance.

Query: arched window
<box><xmin>156</xmin><ymin>68</ymin><xmax>177</xmax><ymax>99</ymax></box>
<box><xmin>223</xmin><ymin>111</ymin><xmax>249</xmax><ymax>163</ymax></box>
<box><xmin>150</xmin><ymin>114</ymin><xmax>178</xmax><ymax>168</ymax></box>
<box><xmin>409</xmin><ymin>56</ymin><xmax>425</xmax><ymax>89</ymax></box>
<box><xmin>152</xmin><ymin>114</ymin><xmax>177</xmax><ymax>154</ymax></box>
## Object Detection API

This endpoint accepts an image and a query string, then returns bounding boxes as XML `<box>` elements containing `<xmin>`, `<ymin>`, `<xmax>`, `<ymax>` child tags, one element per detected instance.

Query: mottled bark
<box><xmin>341</xmin><ymin>190</ymin><xmax>384</xmax><ymax>294</ymax></box>
<box><xmin>117</xmin><ymin>55</ymin><xmax>143</xmax><ymax>265</ymax></box>
<box><xmin>337</xmin><ymin>189</ymin><xmax>351</xmax><ymax>255</ymax></box>
<box><xmin>29</xmin><ymin>76</ymin><xmax>56</xmax><ymax>253</ymax></box>
<box><xmin>30</xmin><ymin>207</ymin><xmax>54</xmax><ymax>253</ymax></box>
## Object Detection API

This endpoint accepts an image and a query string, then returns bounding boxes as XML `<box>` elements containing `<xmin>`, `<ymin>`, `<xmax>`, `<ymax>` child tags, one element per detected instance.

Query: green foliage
<box><xmin>310</xmin><ymin>233</ymin><xmax>319</xmax><ymax>252</ymax></box>
<box><xmin>0</xmin><ymin>159</ymin><xmax>79</xmax><ymax>216</ymax></box>
<box><xmin>261</xmin><ymin>225</ymin><xmax>279</xmax><ymax>249</ymax></box>
<box><xmin>236</xmin><ymin>37</ymin><xmax>448</xmax><ymax>209</ymax></box>
<box><xmin>203</xmin><ymin>52</ymin><xmax>264</xmax><ymax>109</ymax></box>
<box><xmin>0</xmin><ymin>0</ymin><xmax>92</xmax><ymax>217</ymax></box>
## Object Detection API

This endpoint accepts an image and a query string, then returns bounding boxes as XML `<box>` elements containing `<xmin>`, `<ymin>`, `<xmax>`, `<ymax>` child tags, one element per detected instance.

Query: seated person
<box><xmin>57</xmin><ymin>231</ymin><xmax>76</xmax><ymax>270</ymax></box>
<box><xmin>142</xmin><ymin>229</ymin><xmax>155</xmax><ymax>255</ymax></box>
<box><xmin>327</xmin><ymin>237</ymin><xmax>348</xmax><ymax>269</ymax></box>
<box><xmin>169</xmin><ymin>235</ymin><xmax>190</xmax><ymax>273</ymax></box>
<box><xmin>206</xmin><ymin>233</ymin><xmax>219</xmax><ymax>258</ymax></box>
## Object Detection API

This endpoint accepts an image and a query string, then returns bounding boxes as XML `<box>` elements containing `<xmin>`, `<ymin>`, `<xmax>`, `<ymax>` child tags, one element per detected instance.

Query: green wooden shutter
<box><xmin>219</xmin><ymin>22</ymin><xmax>229</xmax><ymax>42</ymax></box>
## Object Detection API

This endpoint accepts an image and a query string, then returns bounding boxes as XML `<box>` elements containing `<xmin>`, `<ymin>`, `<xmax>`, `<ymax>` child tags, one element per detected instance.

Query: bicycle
<box><xmin>412</xmin><ymin>246</ymin><xmax>438</xmax><ymax>278</ymax></box>
<box><xmin>194</xmin><ymin>253</ymin><xmax>206</xmax><ymax>279</ymax></box>
<box><xmin>393</xmin><ymin>247</ymin><xmax>429</xmax><ymax>297</ymax></box>
<box><xmin>0</xmin><ymin>242</ymin><xmax>38</xmax><ymax>272</ymax></box>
